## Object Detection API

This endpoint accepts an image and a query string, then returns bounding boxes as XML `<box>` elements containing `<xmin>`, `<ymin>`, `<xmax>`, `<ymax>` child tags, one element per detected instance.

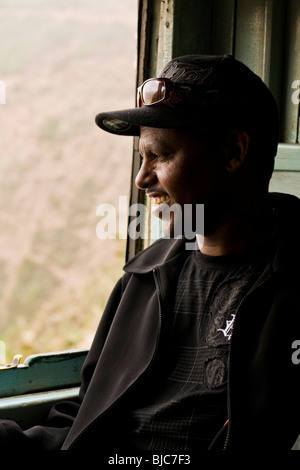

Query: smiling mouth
<box><xmin>150</xmin><ymin>195</ymin><xmax>170</xmax><ymax>205</ymax></box>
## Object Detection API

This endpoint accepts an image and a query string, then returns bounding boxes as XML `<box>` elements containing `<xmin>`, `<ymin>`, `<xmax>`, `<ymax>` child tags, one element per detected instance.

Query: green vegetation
<box><xmin>0</xmin><ymin>0</ymin><xmax>136</xmax><ymax>362</ymax></box>
<box><xmin>6</xmin><ymin>259</ymin><xmax>59</xmax><ymax>320</ymax></box>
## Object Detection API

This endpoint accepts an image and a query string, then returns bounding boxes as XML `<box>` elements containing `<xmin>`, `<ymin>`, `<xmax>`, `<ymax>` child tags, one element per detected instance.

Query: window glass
<box><xmin>0</xmin><ymin>0</ymin><xmax>137</xmax><ymax>362</ymax></box>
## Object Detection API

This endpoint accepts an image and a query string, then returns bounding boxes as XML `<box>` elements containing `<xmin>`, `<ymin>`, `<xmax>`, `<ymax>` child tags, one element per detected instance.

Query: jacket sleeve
<box><xmin>79</xmin><ymin>275</ymin><xmax>126</xmax><ymax>399</ymax></box>
<box><xmin>0</xmin><ymin>276</ymin><xmax>126</xmax><ymax>450</ymax></box>
<box><xmin>0</xmin><ymin>401</ymin><xmax>79</xmax><ymax>450</ymax></box>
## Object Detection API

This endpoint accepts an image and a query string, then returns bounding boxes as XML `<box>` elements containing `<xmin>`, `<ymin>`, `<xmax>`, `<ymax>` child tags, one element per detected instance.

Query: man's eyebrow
<box><xmin>139</xmin><ymin>140</ymin><xmax>165</xmax><ymax>156</ymax></box>
<box><xmin>139</xmin><ymin>141</ymin><xmax>151</xmax><ymax>156</ymax></box>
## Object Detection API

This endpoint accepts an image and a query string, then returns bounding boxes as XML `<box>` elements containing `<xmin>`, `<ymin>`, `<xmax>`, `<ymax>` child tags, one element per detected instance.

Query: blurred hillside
<box><xmin>0</xmin><ymin>0</ymin><xmax>137</xmax><ymax>361</ymax></box>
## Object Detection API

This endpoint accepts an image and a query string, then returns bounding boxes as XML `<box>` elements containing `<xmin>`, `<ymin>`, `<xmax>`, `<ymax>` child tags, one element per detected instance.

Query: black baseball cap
<box><xmin>95</xmin><ymin>54</ymin><xmax>279</xmax><ymax>155</ymax></box>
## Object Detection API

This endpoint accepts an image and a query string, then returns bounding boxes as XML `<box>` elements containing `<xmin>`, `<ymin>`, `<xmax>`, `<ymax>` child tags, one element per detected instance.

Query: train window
<box><xmin>1</xmin><ymin>0</ymin><xmax>299</xmax><ymax>361</ymax></box>
<box><xmin>0</xmin><ymin>0</ymin><xmax>137</xmax><ymax>363</ymax></box>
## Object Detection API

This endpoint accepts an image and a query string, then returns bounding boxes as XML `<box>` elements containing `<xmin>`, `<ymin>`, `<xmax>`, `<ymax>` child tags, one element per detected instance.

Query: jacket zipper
<box><xmin>223</xmin><ymin>272</ymin><xmax>272</xmax><ymax>450</ymax></box>
<box><xmin>67</xmin><ymin>267</ymin><xmax>163</xmax><ymax>449</ymax></box>
<box><xmin>152</xmin><ymin>267</ymin><xmax>163</xmax><ymax>351</ymax></box>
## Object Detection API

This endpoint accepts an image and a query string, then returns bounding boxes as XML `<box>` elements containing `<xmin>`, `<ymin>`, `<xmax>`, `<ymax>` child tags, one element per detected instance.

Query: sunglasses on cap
<box><xmin>137</xmin><ymin>77</ymin><xmax>192</xmax><ymax>107</ymax></box>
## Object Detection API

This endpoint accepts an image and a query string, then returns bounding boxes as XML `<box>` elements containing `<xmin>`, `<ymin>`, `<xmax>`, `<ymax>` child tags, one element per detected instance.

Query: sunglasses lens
<box><xmin>142</xmin><ymin>79</ymin><xmax>166</xmax><ymax>105</ymax></box>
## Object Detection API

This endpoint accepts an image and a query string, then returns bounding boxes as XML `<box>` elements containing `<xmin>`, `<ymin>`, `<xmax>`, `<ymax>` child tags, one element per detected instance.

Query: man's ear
<box><xmin>224</xmin><ymin>129</ymin><xmax>250</xmax><ymax>173</ymax></box>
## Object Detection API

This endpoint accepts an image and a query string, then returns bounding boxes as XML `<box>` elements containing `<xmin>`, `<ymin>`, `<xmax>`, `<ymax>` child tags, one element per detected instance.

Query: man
<box><xmin>0</xmin><ymin>54</ymin><xmax>299</xmax><ymax>451</ymax></box>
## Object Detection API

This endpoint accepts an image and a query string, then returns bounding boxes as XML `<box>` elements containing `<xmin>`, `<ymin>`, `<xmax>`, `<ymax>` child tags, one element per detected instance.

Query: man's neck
<box><xmin>197</xmin><ymin>196</ymin><xmax>275</xmax><ymax>257</ymax></box>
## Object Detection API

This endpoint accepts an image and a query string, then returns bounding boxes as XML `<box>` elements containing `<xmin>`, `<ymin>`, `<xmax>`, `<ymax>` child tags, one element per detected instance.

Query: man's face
<box><xmin>136</xmin><ymin>127</ymin><xmax>227</xmax><ymax>236</ymax></box>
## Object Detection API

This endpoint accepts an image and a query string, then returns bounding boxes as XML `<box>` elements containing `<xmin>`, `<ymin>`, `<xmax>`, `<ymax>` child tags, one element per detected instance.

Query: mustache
<box><xmin>145</xmin><ymin>187</ymin><xmax>169</xmax><ymax>197</ymax></box>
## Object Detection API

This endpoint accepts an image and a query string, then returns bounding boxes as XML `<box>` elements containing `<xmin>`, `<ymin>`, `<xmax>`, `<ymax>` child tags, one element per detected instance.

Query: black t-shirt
<box><xmin>129</xmin><ymin>243</ymin><xmax>272</xmax><ymax>450</ymax></box>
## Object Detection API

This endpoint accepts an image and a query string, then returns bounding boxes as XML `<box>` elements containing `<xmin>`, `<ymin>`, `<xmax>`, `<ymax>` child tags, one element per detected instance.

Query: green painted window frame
<box><xmin>275</xmin><ymin>144</ymin><xmax>300</xmax><ymax>171</ymax></box>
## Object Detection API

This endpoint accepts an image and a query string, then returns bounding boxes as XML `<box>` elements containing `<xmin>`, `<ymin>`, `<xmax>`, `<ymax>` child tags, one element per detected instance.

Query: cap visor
<box><xmin>95</xmin><ymin>104</ymin><xmax>204</xmax><ymax>136</ymax></box>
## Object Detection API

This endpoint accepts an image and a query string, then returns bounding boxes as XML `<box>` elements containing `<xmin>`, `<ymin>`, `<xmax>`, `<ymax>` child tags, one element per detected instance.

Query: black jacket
<box><xmin>0</xmin><ymin>192</ymin><xmax>300</xmax><ymax>450</ymax></box>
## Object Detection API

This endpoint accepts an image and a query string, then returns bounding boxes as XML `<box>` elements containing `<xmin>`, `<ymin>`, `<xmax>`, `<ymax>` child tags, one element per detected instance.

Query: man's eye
<box><xmin>158</xmin><ymin>153</ymin><xmax>170</xmax><ymax>162</ymax></box>
<box><xmin>150</xmin><ymin>152</ymin><xmax>159</xmax><ymax>159</ymax></box>
<box><xmin>139</xmin><ymin>152</ymin><xmax>158</xmax><ymax>161</ymax></box>
<box><xmin>152</xmin><ymin>152</ymin><xmax>170</xmax><ymax>161</ymax></box>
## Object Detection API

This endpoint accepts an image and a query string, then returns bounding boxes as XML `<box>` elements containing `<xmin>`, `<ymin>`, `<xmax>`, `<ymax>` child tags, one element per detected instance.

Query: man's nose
<box><xmin>135</xmin><ymin>160</ymin><xmax>156</xmax><ymax>189</ymax></box>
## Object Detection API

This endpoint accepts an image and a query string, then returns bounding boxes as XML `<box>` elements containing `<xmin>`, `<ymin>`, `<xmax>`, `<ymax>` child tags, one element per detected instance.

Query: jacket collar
<box><xmin>124</xmin><ymin>237</ymin><xmax>190</xmax><ymax>274</ymax></box>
